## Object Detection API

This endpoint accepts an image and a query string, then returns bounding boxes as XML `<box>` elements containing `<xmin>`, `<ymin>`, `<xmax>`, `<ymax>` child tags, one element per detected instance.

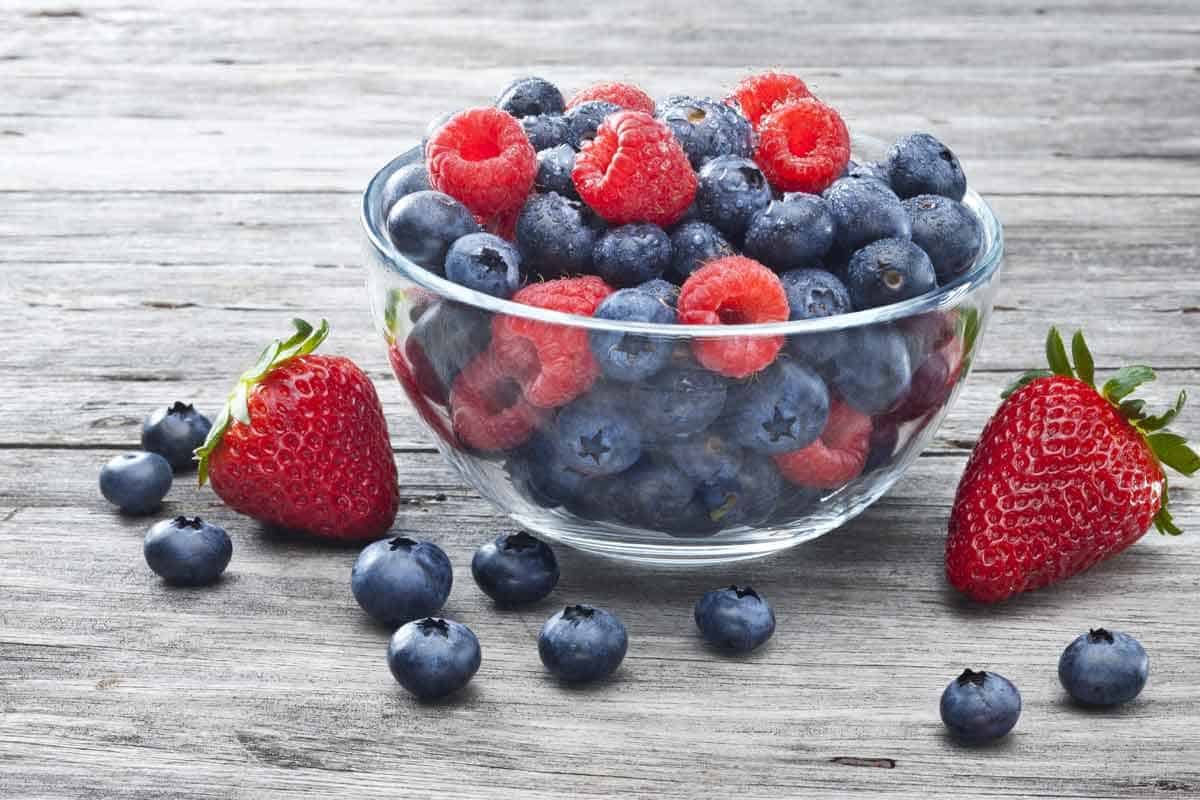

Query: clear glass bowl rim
<box><xmin>361</xmin><ymin>147</ymin><xmax>1004</xmax><ymax>338</ymax></box>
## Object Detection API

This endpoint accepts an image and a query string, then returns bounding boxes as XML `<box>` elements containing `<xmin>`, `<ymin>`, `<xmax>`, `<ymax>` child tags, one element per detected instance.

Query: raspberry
<box><xmin>774</xmin><ymin>401</ymin><xmax>873</xmax><ymax>489</ymax></box>
<box><xmin>677</xmin><ymin>257</ymin><xmax>789</xmax><ymax>378</ymax></box>
<box><xmin>426</xmin><ymin>107</ymin><xmax>536</xmax><ymax>219</ymax></box>
<box><xmin>572</xmin><ymin>111</ymin><xmax>697</xmax><ymax>227</ymax></box>
<box><xmin>491</xmin><ymin>276</ymin><xmax>614</xmax><ymax>407</ymax></box>
<box><xmin>754</xmin><ymin>99</ymin><xmax>850</xmax><ymax>194</ymax></box>
<box><xmin>450</xmin><ymin>352</ymin><xmax>547</xmax><ymax>451</ymax></box>
<box><xmin>727</xmin><ymin>71</ymin><xmax>812</xmax><ymax>128</ymax></box>
<box><xmin>567</xmin><ymin>81</ymin><xmax>655</xmax><ymax>115</ymax></box>
<box><xmin>478</xmin><ymin>205</ymin><xmax>520</xmax><ymax>241</ymax></box>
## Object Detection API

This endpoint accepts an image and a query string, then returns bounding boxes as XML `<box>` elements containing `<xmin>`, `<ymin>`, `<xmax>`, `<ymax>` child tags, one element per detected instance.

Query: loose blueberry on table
<box><xmin>940</xmin><ymin>669</ymin><xmax>1022</xmax><ymax>743</ymax></box>
<box><xmin>143</xmin><ymin>516</ymin><xmax>232</xmax><ymax>586</ymax></box>
<box><xmin>538</xmin><ymin>604</ymin><xmax>628</xmax><ymax>684</ymax></box>
<box><xmin>471</xmin><ymin>531</ymin><xmax>560</xmax><ymax>607</ymax></box>
<box><xmin>694</xmin><ymin>586</ymin><xmax>776</xmax><ymax>653</ymax></box>
<box><xmin>1058</xmin><ymin>628</ymin><xmax>1149</xmax><ymax>707</ymax></box>
<box><xmin>351</xmin><ymin>536</ymin><xmax>453</xmax><ymax>627</ymax></box>
<box><xmin>141</xmin><ymin>402</ymin><xmax>212</xmax><ymax>472</ymax></box>
<box><xmin>99</xmin><ymin>451</ymin><xmax>173</xmax><ymax>515</ymax></box>
<box><xmin>387</xmin><ymin>617</ymin><xmax>482</xmax><ymax>700</ymax></box>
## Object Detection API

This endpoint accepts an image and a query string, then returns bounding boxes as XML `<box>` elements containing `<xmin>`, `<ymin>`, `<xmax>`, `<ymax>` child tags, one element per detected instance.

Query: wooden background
<box><xmin>3</xmin><ymin>1</ymin><xmax>1199</xmax><ymax>797</ymax></box>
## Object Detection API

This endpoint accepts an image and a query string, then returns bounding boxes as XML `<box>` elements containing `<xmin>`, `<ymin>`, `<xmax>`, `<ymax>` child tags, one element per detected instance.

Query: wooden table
<box><xmin>3</xmin><ymin>2</ymin><xmax>1199</xmax><ymax>797</ymax></box>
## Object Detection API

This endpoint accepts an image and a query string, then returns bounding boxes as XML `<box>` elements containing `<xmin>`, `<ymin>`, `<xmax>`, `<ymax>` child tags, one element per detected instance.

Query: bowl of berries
<box><xmin>363</xmin><ymin>72</ymin><xmax>1003</xmax><ymax>565</ymax></box>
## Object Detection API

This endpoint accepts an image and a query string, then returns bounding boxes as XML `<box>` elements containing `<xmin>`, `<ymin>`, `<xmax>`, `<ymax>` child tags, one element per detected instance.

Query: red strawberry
<box><xmin>197</xmin><ymin>319</ymin><xmax>400</xmax><ymax>541</ymax></box>
<box><xmin>946</xmin><ymin>328</ymin><xmax>1198</xmax><ymax>603</ymax></box>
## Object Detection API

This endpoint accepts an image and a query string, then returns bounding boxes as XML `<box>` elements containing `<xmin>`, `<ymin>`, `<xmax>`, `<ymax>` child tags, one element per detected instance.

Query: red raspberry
<box><xmin>677</xmin><ymin>256</ymin><xmax>789</xmax><ymax>378</ymax></box>
<box><xmin>754</xmin><ymin>98</ymin><xmax>850</xmax><ymax>193</ymax></box>
<box><xmin>727</xmin><ymin>71</ymin><xmax>812</xmax><ymax>128</ymax></box>
<box><xmin>774</xmin><ymin>401</ymin><xmax>873</xmax><ymax>489</ymax></box>
<box><xmin>387</xmin><ymin>341</ymin><xmax>459</xmax><ymax>446</ymax></box>
<box><xmin>450</xmin><ymin>352</ymin><xmax>548</xmax><ymax>451</ymax></box>
<box><xmin>426</xmin><ymin>107</ymin><xmax>536</xmax><ymax>218</ymax></box>
<box><xmin>567</xmin><ymin>81</ymin><xmax>655</xmax><ymax>115</ymax></box>
<box><xmin>491</xmin><ymin>276</ymin><xmax>614</xmax><ymax>407</ymax></box>
<box><xmin>478</xmin><ymin>205</ymin><xmax>520</xmax><ymax>241</ymax></box>
<box><xmin>572</xmin><ymin>111</ymin><xmax>697</xmax><ymax>227</ymax></box>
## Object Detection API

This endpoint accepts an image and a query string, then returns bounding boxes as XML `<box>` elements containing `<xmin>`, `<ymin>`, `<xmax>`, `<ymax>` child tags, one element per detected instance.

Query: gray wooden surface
<box><xmin>3</xmin><ymin>1</ymin><xmax>1199</xmax><ymax>797</ymax></box>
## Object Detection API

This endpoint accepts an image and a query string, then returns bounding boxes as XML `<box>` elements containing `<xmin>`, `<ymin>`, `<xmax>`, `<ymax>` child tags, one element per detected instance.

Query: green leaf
<box><xmin>1118</xmin><ymin>399</ymin><xmax>1147</xmax><ymax>422</ymax></box>
<box><xmin>1071</xmin><ymin>331</ymin><xmax>1095</xmax><ymax>387</ymax></box>
<box><xmin>1102</xmin><ymin>365</ymin><xmax>1156</xmax><ymax>402</ymax></box>
<box><xmin>1045</xmin><ymin>327</ymin><xmax>1073</xmax><ymax>377</ymax></box>
<box><xmin>1001</xmin><ymin>369</ymin><xmax>1053</xmax><ymax>399</ymax></box>
<box><xmin>1148</xmin><ymin>432</ymin><xmax>1200</xmax><ymax>476</ymax></box>
<box><xmin>959</xmin><ymin>307</ymin><xmax>981</xmax><ymax>354</ymax></box>
<box><xmin>1154</xmin><ymin>506</ymin><xmax>1182</xmax><ymax>535</ymax></box>
<box><xmin>1140</xmin><ymin>390</ymin><xmax>1187</xmax><ymax>433</ymax></box>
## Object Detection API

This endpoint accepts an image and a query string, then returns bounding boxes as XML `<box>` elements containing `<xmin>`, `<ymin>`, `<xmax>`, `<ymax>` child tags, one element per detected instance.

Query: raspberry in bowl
<box><xmin>363</xmin><ymin>73</ymin><xmax>1003</xmax><ymax>565</ymax></box>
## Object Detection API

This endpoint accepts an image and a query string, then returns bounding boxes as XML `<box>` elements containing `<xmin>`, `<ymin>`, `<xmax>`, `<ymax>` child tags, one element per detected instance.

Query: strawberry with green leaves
<box><xmin>947</xmin><ymin>328</ymin><xmax>1198</xmax><ymax>603</ymax></box>
<box><xmin>197</xmin><ymin>319</ymin><xmax>400</xmax><ymax>541</ymax></box>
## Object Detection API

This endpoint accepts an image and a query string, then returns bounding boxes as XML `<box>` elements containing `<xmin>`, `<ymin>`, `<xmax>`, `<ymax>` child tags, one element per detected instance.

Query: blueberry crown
<box><xmin>389</xmin><ymin>537</ymin><xmax>418</xmax><ymax>551</ymax></box>
<box><xmin>167</xmin><ymin>401</ymin><xmax>196</xmax><ymax>416</ymax></box>
<box><xmin>1087</xmin><ymin>628</ymin><xmax>1115</xmax><ymax>644</ymax></box>
<box><xmin>562</xmin><ymin>605</ymin><xmax>596</xmax><ymax>622</ymax></box>
<box><xmin>956</xmin><ymin>669</ymin><xmax>989</xmax><ymax>686</ymax></box>
<box><xmin>172</xmin><ymin>516</ymin><xmax>206</xmax><ymax>529</ymax></box>
<box><xmin>416</xmin><ymin>618</ymin><xmax>450</xmax><ymax>636</ymax></box>
<box><xmin>501</xmin><ymin>531</ymin><xmax>540</xmax><ymax>552</ymax></box>
<box><xmin>728</xmin><ymin>585</ymin><xmax>760</xmax><ymax>600</ymax></box>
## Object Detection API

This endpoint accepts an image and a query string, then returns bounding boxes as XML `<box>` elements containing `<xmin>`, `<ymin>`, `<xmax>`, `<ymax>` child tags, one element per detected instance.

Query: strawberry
<box><xmin>196</xmin><ymin>319</ymin><xmax>399</xmax><ymax>541</ymax></box>
<box><xmin>946</xmin><ymin>328</ymin><xmax>1198</xmax><ymax>603</ymax></box>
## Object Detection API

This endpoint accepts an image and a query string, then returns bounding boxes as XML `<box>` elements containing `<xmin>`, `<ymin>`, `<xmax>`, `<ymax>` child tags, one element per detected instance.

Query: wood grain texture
<box><xmin>2</xmin><ymin>1</ymin><xmax>1199</xmax><ymax>797</ymax></box>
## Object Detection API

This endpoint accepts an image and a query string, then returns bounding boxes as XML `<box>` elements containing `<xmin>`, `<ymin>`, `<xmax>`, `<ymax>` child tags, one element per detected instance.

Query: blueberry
<box><xmin>471</xmin><ymin>531</ymin><xmax>559</xmax><ymax>607</ymax></box>
<box><xmin>627</xmin><ymin>366</ymin><xmax>728</xmax><ymax>440</ymax></box>
<box><xmin>550</xmin><ymin>390</ymin><xmax>642</xmax><ymax>476</ymax></box>
<box><xmin>565</xmin><ymin>100</ymin><xmax>620</xmax><ymax>148</ymax></box>
<box><xmin>520</xmin><ymin>113</ymin><xmax>573</xmax><ymax>151</ymax></box>
<box><xmin>886</xmin><ymin>132</ymin><xmax>967</xmax><ymax>201</ymax></box>
<box><xmin>863</xmin><ymin>420</ymin><xmax>900</xmax><ymax>473</ymax></box>
<box><xmin>824</xmin><ymin>325</ymin><xmax>913</xmax><ymax>415</ymax></box>
<box><xmin>506</xmin><ymin>435</ymin><xmax>590</xmax><ymax>509</ymax></box>
<box><xmin>845</xmin><ymin>238</ymin><xmax>937</xmax><ymax>309</ymax></box>
<box><xmin>141</xmin><ymin>402</ymin><xmax>211</xmax><ymax>472</ymax></box>
<box><xmin>496</xmin><ymin>76</ymin><xmax>564</xmax><ymax>118</ymax></box>
<box><xmin>534</xmin><ymin>144</ymin><xmax>578</xmax><ymax>199</ymax></box>
<box><xmin>696</xmin><ymin>156</ymin><xmax>773</xmax><ymax>241</ymax></box>
<box><xmin>444</xmin><ymin>232</ymin><xmax>522</xmax><ymax>299</ymax></box>
<box><xmin>940</xmin><ymin>669</ymin><xmax>1021</xmax><ymax>743</ymax></box>
<box><xmin>351</xmin><ymin>536</ymin><xmax>453</xmax><ymax>627</ymax></box>
<box><xmin>388</xmin><ymin>617</ymin><xmax>481</xmax><ymax>700</ymax></box>
<box><xmin>744</xmin><ymin>196</ymin><xmax>836</xmax><ymax>270</ymax></box>
<box><xmin>902</xmin><ymin>194</ymin><xmax>983</xmax><ymax>282</ymax></box>
<box><xmin>698</xmin><ymin>454</ymin><xmax>781</xmax><ymax>527</ymax></box>
<box><xmin>538</xmin><ymin>604</ymin><xmax>628</xmax><ymax>683</ymax></box>
<box><xmin>1058</xmin><ymin>628</ymin><xmax>1149</xmax><ymax>707</ymax></box>
<box><xmin>589</xmin><ymin>288</ymin><xmax>676</xmax><ymax>382</ymax></box>
<box><xmin>822</xmin><ymin>176</ymin><xmax>911</xmax><ymax>254</ymax></box>
<box><xmin>381</xmin><ymin>163</ymin><xmax>432</xmax><ymax>214</ymax></box>
<box><xmin>723</xmin><ymin>360</ymin><xmax>830</xmax><ymax>454</ymax></box>
<box><xmin>657</xmin><ymin>98</ymin><xmax>754</xmax><ymax>169</ymax></box>
<box><xmin>422</xmin><ymin>108</ymin><xmax>461</xmax><ymax>157</ymax></box>
<box><xmin>404</xmin><ymin>301</ymin><xmax>492</xmax><ymax>404</ymax></box>
<box><xmin>668</xmin><ymin>221</ymin><xmax>734</xmax><ymax>280</ymax></box>
<box><xmin>592</xmin><ymin>223</ymin><xmax>672</xmax><ymax>287</ymax></box>
<box><xmin>664</xmin><ymin>431</ymin><xmax>743</xmax><ymax>485</ymax></box>
<box><xmin>694</xmin><ymin>586</ymin><xmax>775</xmax><ymax>653</ymax></box>
<box><xmin>143</xmin><ymin>516</ymin><xmax>231</xmax><ymax>586</ymax></box>
<box><xmin>841</xmin><ymin>159</ymin><xmax>889</xmax><ymax>182</ymax></box>
<box><xmin>781</xmin><ymin>268</ymin><xmax>852</xmax><ymax>320</ymax></box>
<box><xmin>636</xmin><ymin>278</ymin><xmax>680</xmax><ymax>309</ymax></box>
<box><xmin>515</xmin><ymin>192</ymin><xmax>600</xmax><ymax>278</ymax></box>
<box><xmin>386</xmin><ymin>190</ymin><xmax>481</xmax><ymax>273</ymax></box>
<box><xmin>99</xmin><ymin>452</ymin><xmax>172</xmax><ymax>515</ymax></box>
<box><xmin>623</xmin><ymin>458</ymin><xmax>697</xmax><ymax>531</ymax></box>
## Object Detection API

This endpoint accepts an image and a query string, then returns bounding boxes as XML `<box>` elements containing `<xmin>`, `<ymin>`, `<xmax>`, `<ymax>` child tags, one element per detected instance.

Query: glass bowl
<box><xmin>362</xmin><ymin>146</ymin><xmax>1003</xmax><ymax>565</ymax></box>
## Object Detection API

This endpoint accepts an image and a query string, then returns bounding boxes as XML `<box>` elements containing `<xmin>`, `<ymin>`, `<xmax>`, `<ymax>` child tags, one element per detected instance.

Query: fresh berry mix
<box><xmin>1058</xmin><ymin>628</ymin><xmax>1149</xmax><ymax>707</ymax></box>
<box><xmin>940</xmin><ymin>669</ymin><xmax>1021</xmax><ymax>743</ymax></box>
<box><xmin>387</xmin><ymin>617</ymin><xmax>482</xmax><ymax>700</ymax></box>
<box><xmin>143</xmin><ymin>516</ymin><xmax>232</xmax><ymax>586</ymax></box>
<box><xmin>538</xmin><ymin>604</ymin><xmax>628</xmax><ymax>683</ymax></box>
<box><xmin>948</xmin><ymin>329</ymin><xmax>1198</xmax><ymax>603</ymax></box>
<box><xmin>567</xmin><ymin>81</ymin><xmax>656</xmax><ymax>115</ymax></box>
<box><xmin>471</xmin><ymin>531</ymin><xmax>560</xmax><ymax>607</ymax></box>
<box><xmin>573</xmin><ymin>111</ymin><xmax>697</xmax><ymax>227</ymax></box>
<box><xmin>694</xmin><ymin>585</ymin><xmax>776</xmax><ymax>653</ymax></box>
<box><xmin>377</xmin><ymin>71</ymin><xmax>990</xmax><ymax>537</ymax></box>
<box><xmin>141</xmin><ymin>402</ymin><xmax>212</xmax><ymax>472</ymax></box>
<box><xmin>351</xmin><ymin>536</ymin><xmax>453</xmax><ymax>627</ymax></box>
<box><xmin>100</xmin><ymin>451</ymin><xmax>173</xmax><ymax>515</ymax></box>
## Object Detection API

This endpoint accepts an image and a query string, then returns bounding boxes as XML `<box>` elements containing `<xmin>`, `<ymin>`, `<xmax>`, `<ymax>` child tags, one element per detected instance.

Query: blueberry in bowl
<box><xmin>363</xmin><ymin>71</ymin><xmax>1003</xmax><ymax>565</ymax></box>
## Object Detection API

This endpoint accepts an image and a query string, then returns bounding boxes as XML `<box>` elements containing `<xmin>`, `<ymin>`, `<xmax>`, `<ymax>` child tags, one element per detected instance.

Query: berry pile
<box><xmin>383</xmin><ymin>72</ymin><xmax>988</xmax><ymax>536</ymax></box>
